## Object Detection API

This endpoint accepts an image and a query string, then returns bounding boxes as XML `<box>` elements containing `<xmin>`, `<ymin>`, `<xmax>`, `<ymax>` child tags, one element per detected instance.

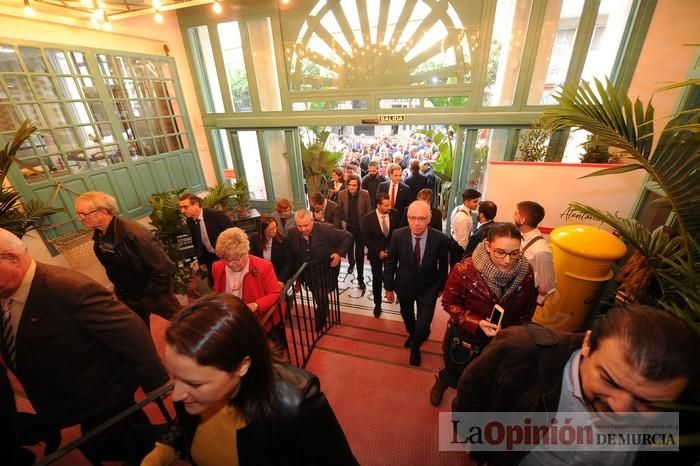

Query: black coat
<box><xmin>361</xmin><ymin>173</ymin><xmax>386</xmax><ymax>202</ymax></box>
<box><xmin>162</xmin><ymin>363</ymin><xmax>358</xmax><ymax>466</ymax></box>
<box><xmin>250</xmin><ymin>236</ymin><xmax>288</xmax><ymax>280</ymax></box>
<box><xmin>360</xmin><ymin>210</ymin><xmax>402</xmax><ymax>261</ymax></box>
<box><xmin>281</xmin><ymin>221</ymin><xmax>352</xmax><ymax>281</ymax></box>
<box><xmin>383</xmin><ymin>226</ymin><xmax>449</xmax><ymax>297</ymax></box>
<box><xmin>377</xmin><ymin>181</ymin><xmax>412</xmax><ymax>215</ymax></box>
<box><xmin>404</xmin><ymin>173</ymin><xmax>429</xmax><ymax>201</ymax></box>
<box><xmin>186</xmin><ymin>208</ymin><xmax>234</xmax><ymax>263</ymax></box>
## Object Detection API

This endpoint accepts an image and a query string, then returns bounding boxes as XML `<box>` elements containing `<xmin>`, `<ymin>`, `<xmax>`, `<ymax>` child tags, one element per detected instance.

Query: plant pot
<box><xmin>237</xmin><ymin>205</ymin><xmax>251</xmax><ymax>218</ymax></box>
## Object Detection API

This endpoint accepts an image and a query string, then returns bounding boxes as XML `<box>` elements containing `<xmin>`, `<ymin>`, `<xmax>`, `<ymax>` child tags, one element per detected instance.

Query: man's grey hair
<box><xmin>0</xmin><ymin>228</ymin><xmax>28</xmax><ymax>254</ymax></box>
<box><xmin>295</xmin><ymin>209</ymin><xmax>313</xmax><ymax>221</ymax></box>
<box><xmin>75</xmin><ymin>191</ymin><xmax>119</xmax><ymax>215</ymax></box>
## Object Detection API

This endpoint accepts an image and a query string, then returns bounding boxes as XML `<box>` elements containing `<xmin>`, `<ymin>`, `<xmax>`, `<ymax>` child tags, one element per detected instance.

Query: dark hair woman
<box><xmin>429</xmin><ymin>222</ymin><xmax>537</xmax><ymax>406</ymax></box>
<box><xmin>250</xmin><ymin>214</ymin><xmax>288</xmax><ymax>281</ymax></box>
<box><xmin>328</xmin><ymin>167</ymin><xmax>346</xmax><ymax>202</ymax></box>
<box><xmin>142</xmin><ymin>294</ymin><xmax>358</xmax><ymax>466</ymax></box>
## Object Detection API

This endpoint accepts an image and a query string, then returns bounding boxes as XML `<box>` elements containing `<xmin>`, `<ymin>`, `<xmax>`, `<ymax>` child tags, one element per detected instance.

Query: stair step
<box><xmin>326</xmin><ymin>324</ymin><xmax>443</xmax><ymax>355</ymax></box>
<box><xmin>317</xmin><ymin>334</ymin><xmax>442</xmax><ymax>372</ymax></box>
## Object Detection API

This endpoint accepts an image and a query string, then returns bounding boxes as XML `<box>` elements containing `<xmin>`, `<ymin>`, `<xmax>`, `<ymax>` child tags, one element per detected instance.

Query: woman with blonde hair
<box><xmin>212</xmin><ymin>227</ymin><xmax>283</xmax><ymax>342</ymax></box>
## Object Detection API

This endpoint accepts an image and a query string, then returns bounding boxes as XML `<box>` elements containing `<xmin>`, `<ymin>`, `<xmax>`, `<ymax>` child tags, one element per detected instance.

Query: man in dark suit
<box><xmin>378</xmin><ymin>163</ymin><xmax>412</xmax><ymax>216</ymax></box>
<box><xmin>419</xmin><ymin>160</ymin><xmax>441</xmax><ymax>209</ymax></box>
<box><xmin>282</xmin><ymin>210</ymin><xmax>352</xmax><ymax>330</ymax></box>
<box><xmin>361</xmin><ymin>160</ymin><xmax>386</xmax><ymax>201</ymax></box>
<box><xmin>337</xmin><ymin>175</ymin><xmax>371</xmax><ymax>287</ymax></box>
<box><xmin>361</xmin><ymin>192</ymin><xmax>401</xmax><ymax>317</ymax></box>
<box><xmin>404</xmin><ymin>159</ymin><xmax>429</xmax><ymax>201</ymax></box>
<box><xmin>384</xmin><ymin>201</ymin><xmax>449</xmax><ymax>366</ymax></box>
<box><xmin>179</xmin><ymin>192</ymin><xmax>234</xmax><ymax>287</ymax></box>
<box><xmin>464</xmin><ymin>200</ymin><xmax>497</xmax><ymax>257</ymax></box>
<box><xmin>0</xmin><ymin>228</ymin><xmax>169</xmax><ymax>464</ymax></box>
<box><xmin>310</xmin><ymin>191</ymin><xmax>342</xmax><ymax>229</ymax></box>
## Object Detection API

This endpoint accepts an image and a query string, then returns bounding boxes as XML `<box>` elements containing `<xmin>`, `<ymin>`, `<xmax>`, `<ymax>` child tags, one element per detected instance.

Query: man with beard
<box><xmin>361</xmin><ymin>160</ymin><xmax>386</xmax><ymax>201</ymax></box>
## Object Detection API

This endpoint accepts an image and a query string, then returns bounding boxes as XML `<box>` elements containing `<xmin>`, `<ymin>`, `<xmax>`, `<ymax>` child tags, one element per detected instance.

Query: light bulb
<box><xmin>154</xmin><ymin>11</ymin><xmax>164</xmax><ymax>23</ymax></box>
<box><xmin>153</xmin><ymin>0</ymin><xmax>162</xmax><ymax>9</ymax></box>
<box><xmin>212</xmin><ymin>1</ymin><xmax>222</xmax><ymax>14</ymax></box>
<box><xmin>23</xmin><ymin>0</ymin><xmax>35</xmax><ymax>16</ymax></box>
<box><xmin>103</xmin><ymin>17</ymin><xmax>112</xmax><ymax>30</ymax></box>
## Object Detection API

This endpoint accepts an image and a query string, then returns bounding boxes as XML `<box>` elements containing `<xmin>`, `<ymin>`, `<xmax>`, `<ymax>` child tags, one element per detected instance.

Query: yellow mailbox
<box><xmin>533</xmin><ymin>224</ymin><xmax>627</xmax><ymax>332</ymax></box>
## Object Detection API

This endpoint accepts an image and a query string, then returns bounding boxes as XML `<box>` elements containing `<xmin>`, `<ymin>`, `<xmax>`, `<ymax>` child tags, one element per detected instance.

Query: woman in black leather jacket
<box><xmin>141</xmin><ymin>294</ymin><xmax>358</xmax><ymax>466</ymax></box>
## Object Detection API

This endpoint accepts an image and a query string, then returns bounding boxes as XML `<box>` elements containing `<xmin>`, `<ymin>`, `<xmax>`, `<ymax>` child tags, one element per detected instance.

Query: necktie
<box><xmin>1</xmin><ymin>299</ymin><xmax>16</xmax><ymax>369</ymax></box>
<box><xmin>390</xmin><ymin>184</ymin><xmax>396</xmax><ymax>209</ymax></box>
<box><xmin>414</xmin><ymin>237</ymin><xmax>421</xmax><ymax>265</ymax></box>
<box><xmin>381</xmin><ymin>214</ymin><xmax>389</xmax><ymax>237</ymax></box>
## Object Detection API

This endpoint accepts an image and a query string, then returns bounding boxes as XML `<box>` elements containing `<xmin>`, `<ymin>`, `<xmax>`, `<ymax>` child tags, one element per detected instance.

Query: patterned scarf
<box><xmin>471</xmin><ymin>241</ymin><xmax>530</xmax><ymax>301</ymax></box>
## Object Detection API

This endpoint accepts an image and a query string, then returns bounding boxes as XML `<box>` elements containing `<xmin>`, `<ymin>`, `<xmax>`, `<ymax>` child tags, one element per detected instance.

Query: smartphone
<box><xmin>489</xmin><ymin>304</ymin><xmax>505</xmax><ymax>329</ymax></box>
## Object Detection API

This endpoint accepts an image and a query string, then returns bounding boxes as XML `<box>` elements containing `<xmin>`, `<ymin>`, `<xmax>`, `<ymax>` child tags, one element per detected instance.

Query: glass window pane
<box><xmin>527</xmin><ymin>0</ymin><xmax>585</xmax><ymax>105</ymax></box>
<box><xmin>19</xmin><ymin>158</ymin><xmax>48</xmax><ymax>183</ymax></box>
<box><xmin>42</xmin><ymin>102</ymin><xmax>69</xmax><ymax>126</ymax></box>
<box><xmin>0</xmin><ymin>104</ymin><xmax>20</xmax><ymax>131</ymax></box>
<box><xmin>31</xmin><ymin>76</ymin><xmax>59</xmax><ymax>100</ymax></box>
<box><xmin>237</xmin><ymin>130</ymin><xmax>267</xmax><ymax>200</ymax></box>
<box><xmin>80</xmin><ymin>77</ymin><xmax>98</xmax><ymax>99</ymax></box>
<box><xmin>189</xmin><ymin>25</ymin><xmax>225</xmax><ymax>113</ymax></box>
<box><xmin>483</xmin><ymin>0</ymin><xmax>533</xmax><ymax>106</ymax></box>
<box><xmin>470</xmin><ymin>128</ymin><xmax>510</xmax><ymax>192</ymax></box>
<box><xmin>97</xmin><ymin>123</ymin><xmax>115</xmax><ymax>143</ymax></box>
<box><xmin>4</xmin><ymin>75</ymin><xmax>35</xmax><ymax>100</ymax></box>
<box><xmin>103</xmin><ymin>145</ymin><xmax>123</xmax><ymax>164</ymax></box>
<box><xmin>115</xmin><ymin>56</ymin><xmax>131</xmax><ymax>77</ymax></box>
<box><xmin>46</xmin><ymin>154</ymin><xmax>70</xmax><ymax>176</ymax></box>
<box><xmin>379</xmin><ymin>97</ymin><xmax>421</xmax><ymax>109</ymax></box>
<box><xmin>69</xmin><ymin>51</ymin><xmax>90</xmax><ymax>75</ymax></box>
<box><xmin>66</xmin><ymin>149</ymin><xmax>90</xmax><ymax>172</ymax></box>
<box><xmin>580</xmin><ymin>0</ymin><xmax>634</xmax><ymax>84</ymax></box>
<box><xmin>154</xmin><ymin>136</ymin><xmax>168</xmax><ymax>154</ymax></box>
<box><xmin>17</xmin><ymin>104</ymin><xmax>47</xmax><ymax>127</ymax></box>
<box><xmin>19</xmin><ymin>47</ymin><xmax>48</xmax><ymax>72</ymax></box>
<box><xmin>66</xmin><ymin>101</ymin><xmax>91</xmax><ymax>125</ymax></box>
<box><xmin>160</xmin><ymin>61</ymin><xmax>172</xmax><ymax>79</ymax></box>
<box><xmin>247</xmin><ymin>17</ymin><xmax>282</xmax><ymax>112</ymax></box>
<box><xmin>86</xmin><ymin>100</ymin><xmax>108</xmax><ymax>122</ymax></box>
<box><xmin>265</xmin><ymin>130</ymin><xmax>292</xmax><ymax>199</ymax></box>
<box><xmin>55</xmin><ymin>76</ymin><xmax>80</xmax><ymax>99</ymax></box>
<box><xmin>104</xmin><ymin>78</ymin><xmax>124</xmax><ymax>99</ymax></box>
<box><xmin>218</xmin><ymin>22</ymin><xmax>252</xmax><ymax>112</ymax></box>
<box><xmin>123</xmin><ymin>79</ymin><xmax>138</xmax><ymax>99</ymax></box>
<box><xmin>96</xmin><ymin>54</ymin><xmax>116</xmax><ymax>77</ymax></box>
<box><xmin>54</xmin><ymin>127</ymin><xmax>80</xmax><ymax>150</ymax></box>
<box><xmin>32</xmin><ymin>130</ymin><xmax>59</xmax><ymax>154</ymax></box>
<box><xmin>0</xmin><ymin>45</ymin><xmax>22</xmax><ymax>72</ymax></box>
<box><xmin>46</xmin><ymin>49</ymin><xmax>72</xmax><ymax>74</ymax></box>
<box><xmin>133</xmin><ymin>119</ymin><xmax>151</xmax><ymax>138</ymax></box>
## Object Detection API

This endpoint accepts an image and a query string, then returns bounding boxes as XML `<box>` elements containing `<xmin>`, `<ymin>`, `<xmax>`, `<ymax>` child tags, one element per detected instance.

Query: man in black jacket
<box><xmin>282</xmin><ymin>210</ymin><xmax>352</xmax><ymax>330</ymax></box>
<box><xmin>404</xmin><ymin>159</ymin><xmax>429</xmax><ymax>201</ymax></box>
<box><xmin>463</xmin><ymin>200</ymin><xmax>497</xmax><ymax>257</ymax></box>
<box><xmin>75</xmin><ymin>191</ymin><xmax>181</xmax><ymax>325</ymax></box>
<box><xmin>453</xmin><ymin>306</ymin><xmax>698</xmax><ymax>466</ymax></box>
<box><xmin>179</xmin><ymin>192</ymin><xmax>233</xmax><ymax>287</ymax></box>
<box><xmin>361</xmin><ymin>160</ymin><xmax>386</xmax><ymax>201</ymax></box>
<box><xmin>0</xmin><ymin>228</ymin><xmax>169</xmax><ymax>464</ymax></box>
<box><xmin>361</xmin><ymin>192</ymin><xmax>401</xmax><ymax>317</ymax></box>
<box><xmin>384</xmin><ymin>201</ymin><xmax>449</xmax><ymax>366</ymax></box>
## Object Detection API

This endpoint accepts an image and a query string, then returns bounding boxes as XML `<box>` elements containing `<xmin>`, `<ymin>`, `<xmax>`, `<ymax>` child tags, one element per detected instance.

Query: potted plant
<box><xmin>300</xmin><ymin>127</ymin><xmax>343</xmax><ymax>200</ymax></box>
<box><xmin>541</xmin><ymin>77</ymin><xmax>700</xmax><ymax>334</ymax></box>
<box><xmin>415</xmin><ymin>127</ymin><xmax>456</xmax><ymax>217</ymax></box>
<box><xmin>516</xmin><ymin>121</ymin><xmax>551</xmax><ymax>162</ymax></box>
<box><xmin>232</xmin><ymin>179</ymin><xmax>251</xmax><ymax>218</ymax></box>
<box><xmin>1</xmin><ymin>119</ymin><xmax>63</xmax><ymax>237</ymax></box>
<box><xmin>579</xmin><ymin>134</ymin><xmax>619</xmax><ymax>164</ymax></box>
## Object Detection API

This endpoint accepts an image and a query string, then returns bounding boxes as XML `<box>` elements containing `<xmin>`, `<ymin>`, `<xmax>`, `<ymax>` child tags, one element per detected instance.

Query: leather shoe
<box><xmin>347</xmin><ymin>263</ymin><xmax>354</xmax><ymax>274</ymax></box>
<box><xmin>358</xmin><ymin>282</ymin><xmax>366</xmax><ymax>291</ymax></box>
<box><xmin>430</xmin><ymin>375</ymin><xmax>448</xmax><ymax>406</ymax></box>
<box><xmin>373</xmin><ymin>305</ymin><xmax>381</xmax><ymax>318</ymax></box>
<box><xmin>403</xmin><ymin>335</ymin><xmax>414</xmax><ymax>348</ymax></box>
<box><xmin>409</xmin><ymin>347</ymin><xmax>421</xmax><ymax>366</ymax></box>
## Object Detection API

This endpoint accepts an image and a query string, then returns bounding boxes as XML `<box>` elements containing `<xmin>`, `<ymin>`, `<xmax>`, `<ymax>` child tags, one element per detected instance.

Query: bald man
<box><xmin>384</xmin><ymin>201</ymin><xmax>449</xmax><ymax>366</ymax></box>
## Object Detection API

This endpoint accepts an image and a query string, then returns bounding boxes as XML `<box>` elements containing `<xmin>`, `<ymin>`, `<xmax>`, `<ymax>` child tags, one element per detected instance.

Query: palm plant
<box><xmin>1</xmin><ymin>119</ymin><xmax>63</xmax><ymax>238</ymax></box>
<box><xmin>300</xmin><ymin>127</ymin><xmax>343</xmax><ymax>199</ymax></box>
<box><xmin>415</xmin><ymin>127</ymin><xmax>455</xmax><ymax>216</ymax></box>
<box><xmin>540</xmin><ymin>77</ymin><xmax>700</xmax><ymax>333</ymax></box>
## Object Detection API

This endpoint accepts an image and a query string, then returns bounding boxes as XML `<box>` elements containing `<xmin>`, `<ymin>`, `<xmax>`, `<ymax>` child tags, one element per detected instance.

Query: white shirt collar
<box><xmin>10</xmin><ymin>260</ymin><xmax>36</xmax><ymax>307</ymax></box>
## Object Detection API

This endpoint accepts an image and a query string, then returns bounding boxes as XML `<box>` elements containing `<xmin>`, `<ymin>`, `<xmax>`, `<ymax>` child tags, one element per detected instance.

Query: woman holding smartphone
<box><xmin>430</xmin><ymin>222</ymin><xmax>537</xmax><ymax>406</ymax></box>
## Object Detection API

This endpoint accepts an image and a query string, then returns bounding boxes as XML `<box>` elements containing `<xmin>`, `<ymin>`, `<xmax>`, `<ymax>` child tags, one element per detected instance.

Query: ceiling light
<box><xmin>103</xmin><ymin>15</ymin><xmax>112</xmax><ymax>30</ymax></box>
<box><xmin>212</xmin><ymin>0</ymin><xmax>222</xmax><ymax>14</ymax></box>
<box><xmin>23</xmin><ymin>0</ymin><xmax>35</xmax><ymax>16</ymax></box>
<box><xmin>154</xmin><ymin>10</ymin><xmax>164</xmax><ymax>23</ymax></box>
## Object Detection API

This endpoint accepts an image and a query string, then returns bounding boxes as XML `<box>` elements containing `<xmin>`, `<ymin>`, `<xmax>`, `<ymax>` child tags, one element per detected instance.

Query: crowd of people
<box><xmin>2</xmin><ymin>168</ymin><xmax>698</xmax><ymax>465</ymax></box>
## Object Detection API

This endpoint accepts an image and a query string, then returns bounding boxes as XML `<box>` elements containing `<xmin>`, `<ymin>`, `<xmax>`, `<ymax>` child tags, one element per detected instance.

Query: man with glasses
<box><xmin>514</xmin><ymin>201</ymin><xmax>556</xmax><ymax>305</ymax></box>
<box><xmin>179</xmin><ymin>192</ymin><xmax>233</xmax><ymax>287</ymax></box>
<box><xmin>75</xmin><ymin>191</ymin><xmax>180</xmax><ymax>326</ymax></box>
<box><xmin>384</xmin><ymin>201</ymin><xmax>449</xmax><ymax>366</ymax></box>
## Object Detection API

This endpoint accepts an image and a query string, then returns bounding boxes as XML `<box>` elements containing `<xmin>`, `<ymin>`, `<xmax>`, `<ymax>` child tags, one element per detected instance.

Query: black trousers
<box><xmin>369</xmin><ymin>257</ymin><xmax>385</xmax><ymax>305</ymax></box>
<box><xmin>397</xmin><ymin>286</ymin><xmax>440</xmax><ymax>347</ymax></box>
<box><xmin>346</xmin><ymin>228</ymin><xmax>365</xmax><ymax>280</ymax></box>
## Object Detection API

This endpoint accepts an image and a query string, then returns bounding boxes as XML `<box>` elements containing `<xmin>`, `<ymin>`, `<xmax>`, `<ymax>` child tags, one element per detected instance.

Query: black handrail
<box><xmin>260</xmin><ymin>259</ymin><xmax>343</xmax><ymax>368</ymax></box>
<box><xmin>34</xmin><ymin>384</ymin><xmax>174</xmax><ymax>466</ymax></box>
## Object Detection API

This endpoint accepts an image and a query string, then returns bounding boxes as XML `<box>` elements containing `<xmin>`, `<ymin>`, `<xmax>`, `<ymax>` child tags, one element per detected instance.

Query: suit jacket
<box><xmin>361</xmin><ymin>173</ymin><xmax>386</xmax><ymax>202</ymax></box>
<box><xmin>321</xmin><ymin>199</ymin><xmax>342</xmax><ymax>229</ymax></box>
<box><xmin>250</xmin><ymin>236</ymin><xmax>288</xmax><ymax>279</ymax></box>
<box><xmin>5</xmin><ymin>263</ymin><xmax>168</xmax><ymax>427</ymax></box>
<box><xmin>378</xmin><ymin>180</ymin><xmax>412</xmax><ymax>215</ymax></box>
<box><xmin>212</xmin><ymin>255</ymin><xmax>283</xmax><ymax>330</ymax></box>
<box><xmin>383</xmin><ymin>226</ymin><xmax>449</xmax><ymax>297</ymax></box>
<box><xmin>186</xmin><ymin>208</ymin><xmax>234</xmax><ymax>263</ymax></box>
<box><xmin>336</xmin><ymin>189</ymin><xmax>371</xmax><ymax>230</ymax></box>
<box><xmin>404</xmin><ymin>173</ymin><xmax>429</xmax><ymax>201</ymax></box>
<box><xmin>281</xmin><ymin>221</ymin><xmax>353</xmax><ymax>281</ymax></box>
<box><xmin>360</xmin><ymin>210</ymin><xmax>401</xmax><ymax>261</ymax></box>
<box><xmin>464</xmin><ymin>220</ymin><xmax>494</xmax><ymax>257</ymax></box>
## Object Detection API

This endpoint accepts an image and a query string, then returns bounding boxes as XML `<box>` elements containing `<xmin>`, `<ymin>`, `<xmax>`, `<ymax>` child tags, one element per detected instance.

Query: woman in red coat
<box><xmin>430</xmin><ymin>222</ymin><xmax>537</xmax><ymax>406</ymax></box>
<box><xmin>212</xmin><ymin>227</ymin><xmax>284</xmax><ymax>343</ymax></box>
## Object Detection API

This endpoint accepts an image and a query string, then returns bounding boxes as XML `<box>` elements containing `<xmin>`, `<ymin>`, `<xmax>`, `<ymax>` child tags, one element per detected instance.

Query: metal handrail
<box><xmin>34</xmin><ymin>384</ymin><xmax>174</xmax><ymax>466</ymax></box>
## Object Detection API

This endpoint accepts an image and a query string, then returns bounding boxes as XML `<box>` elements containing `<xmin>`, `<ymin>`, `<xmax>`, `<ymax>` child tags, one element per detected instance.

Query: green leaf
<box><xmin>578</xmin><ymin>163</ymin><xmax>644</xmax><ymax>178</ymax></box>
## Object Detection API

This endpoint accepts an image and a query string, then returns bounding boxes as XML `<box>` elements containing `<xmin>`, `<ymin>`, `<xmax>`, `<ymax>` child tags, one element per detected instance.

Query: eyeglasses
<box><xmin>223</xmin><ymin>254</ymin><xmax>248</xmax><ymax>263</ymax></box>
<box><xmin>491</xmin><ymin>248</ymin><xmax>522</xmax><ymax>259</ymax></box>
<box><xmin>407</xmin><ymin>216</ymin><xmax>429</xmax><ymax>222</ymax></box>
<box><xmin>178</xmin><ymin>203</ymin><xmax>193</xmax><ymax>210</ymax></box>
<box><xmin>76</xmin><ymin>208</ymin><xmax>103</xmax><ymax>219</ymax></box>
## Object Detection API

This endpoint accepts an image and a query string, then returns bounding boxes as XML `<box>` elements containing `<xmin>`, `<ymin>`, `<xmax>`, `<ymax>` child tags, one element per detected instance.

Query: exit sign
<box><xmin>378</xmin><ymin>114</ymin><xmax>406</xmax><ymax>124</ymax></box>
